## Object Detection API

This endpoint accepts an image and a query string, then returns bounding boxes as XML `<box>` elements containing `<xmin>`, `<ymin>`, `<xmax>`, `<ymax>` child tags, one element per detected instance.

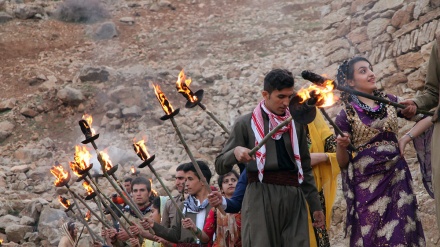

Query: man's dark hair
<box><xmin>182</xmin><ymin>161</ymin><xmax>212</xmax><ymax>184</ymax></box>
<box><xmin>263</xmin><ymin>69</ymin><xmax>294</xmax><ymax>94</ymax></box>
<box><xmin>176</xmin><ymin>163</ymin><xmax>185</xmax><ymax>172</ymax></box>
<box><xmin>131</xmin><ymin>176</ymin><xmax>151</xmax><ymax>192</ymax></box>
<box><xmin>217</xmin><ymin>170</ymin><xmax>239</xmax><ymax>189</ymax></box>
<box><xmin>124</xmin><ymin>177</ymin><xmax>133</xmax><ymax>183</ymax></box>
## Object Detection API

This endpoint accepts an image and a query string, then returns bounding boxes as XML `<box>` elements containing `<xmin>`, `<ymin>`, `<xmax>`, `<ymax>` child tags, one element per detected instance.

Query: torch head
<box><xmin>301</xmin><ymin>70</ymin><xmax>327</xmax><ymax>86</ymax></box>
<box><xmin>288</xmin><ymin>95</ymin><xmax>317</xmax><ymax>125</ymax></box>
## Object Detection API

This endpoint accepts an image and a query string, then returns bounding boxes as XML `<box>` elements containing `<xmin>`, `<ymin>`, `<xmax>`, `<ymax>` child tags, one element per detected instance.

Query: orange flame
<box><xmin>70</xmin><ymin>145</ymin><xmax>92</xmax><ymax>176</ymax></box>
<box><xmin>131</xmin><ymin>166</ymin><xmax>136</xmax><ymax>174</ymax></box>
<box><xmin>149</xmin><ymin>178</ymin><xmax>158</xmax><ymax>197</ymax></box>
<box><xmin>82</xmin><ymin>114</ymin><xmax>96</xmax><ymax>135</ymax></box>
<box><xmin>296</xmin><ymin>79</ymin><xmax>337</xmax><ymax>107</ymax></box>
<box><xmin>50</xmin><ymin>164</ymin><xmax>69</xmax><ymax>186</ymax></box>
<box><xmin>99</xmin><ymin>151</ymin><xmax>113</xmax><ymax>171</ymax></box>
<box><xmin>85</xmin><ymin>210</ymin><xmax>91</xmax><ymax>221</ymax></box>
<box><xmin>82</xmin><ymin>181</ymin><xmax>95</xmax><ymax>195</ymax></box>
<box><xmin>153</xmin><ymin>84</ymin><xmax>174</xmax><ymax>115</ymax></box>
<box><xmin>176</xmin><ymin>69</ymin><xmax>197</xmax><ymax>102</ymax></box>
<box><xmin>133</xmin><ymin>138</ymin><xmax>151</xmax><ymax>161</ymax></box>
<box><xmin>58</xmin><ymin>195</ymin><xmax>71</xmax><ymax>209</ymax></box>
<box><xmin>0</xmin><ymin>238</ymin><xmax>3</xmax><ymax>244</ymax></box>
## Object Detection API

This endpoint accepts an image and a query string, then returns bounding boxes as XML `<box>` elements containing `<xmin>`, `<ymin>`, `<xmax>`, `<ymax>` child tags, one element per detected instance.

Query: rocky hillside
<box><xmin>0</xmin><ymin>0</ymin><xmax>439</xmax><ymax>246</ymax></box>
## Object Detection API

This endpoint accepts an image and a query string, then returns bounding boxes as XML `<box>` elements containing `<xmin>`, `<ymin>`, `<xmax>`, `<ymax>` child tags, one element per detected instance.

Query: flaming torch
<box><xmin>153</xmin><ymin>83</ymin><xmax>226</xmax><ymax>215</ymax></box>
<box><xmin>293</xmin><ymin>80</ymin><xmax>355</xmax><ymax>151</ymax></box>
<box><xmin>0</xmin><ymin>238</ymin><xmax>3</xmax><ymax>246</ymax></box>
<box><xmin>51</xmin><ymin>164</ymin><xmax>107</xmax><ymax>243</ymax></box>
<box><xmin>301</xmin><ymin>71</ymin><xmax>433</xmax><ymax>116</ymax></box>
<box><xmin>175</xmin><ymin>69</ymin><xmax>230</xmax><ymax>134</ymax></box>
<box><xmin>70</xmin><ymin>149</ymin><xmax>137</xmax><ymax>237</ymax></box>
<box><xmin>133</xmin><ymin>137</ymin><xmax>198</xmax><ymax>237</ymax></box>
<box><xmin>131</xmin><ymin>166</ymin><xmax>140</xmax><ymax>177</ymax></box>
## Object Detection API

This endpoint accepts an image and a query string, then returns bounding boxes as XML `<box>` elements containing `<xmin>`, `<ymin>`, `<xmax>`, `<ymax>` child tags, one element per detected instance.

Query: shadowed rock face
<box><xmin>0</xmin><ymin>0</ymin><xmax>439</xmax><ymax>246</ymax></box>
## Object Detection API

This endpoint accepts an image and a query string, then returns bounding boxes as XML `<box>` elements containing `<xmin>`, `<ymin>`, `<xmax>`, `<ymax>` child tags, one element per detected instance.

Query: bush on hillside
<box><xmin>54</xmin><ymin>0</ymin><xmax>109</xmax><ymax>23</ymax></box>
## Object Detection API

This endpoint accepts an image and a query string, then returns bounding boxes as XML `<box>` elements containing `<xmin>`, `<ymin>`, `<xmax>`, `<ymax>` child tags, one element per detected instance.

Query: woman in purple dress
<box><xmin>334</xmin><ymin>57</ymin><xmax>425</xmax><ymax>246</ymax></box>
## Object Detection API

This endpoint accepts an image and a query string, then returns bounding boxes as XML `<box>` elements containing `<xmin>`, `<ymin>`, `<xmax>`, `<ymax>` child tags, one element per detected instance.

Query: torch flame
<box><xmin>85</xmin><ymin>210</ymin><xmax>91</xmax><ymax>221</ymax></box>
<box><xmin>0</xmin><ymin>238</ymin><xmax>3</xmax><ymax>244</ymax></box>
<box><xmin>133</xmin><ymin>138</ymin><xmax>151</xmax><ymax>161</ymax></box>
<box><xmin>153</xmin><ymin>84</ymin><xmax>174</xmax><ymax>115</ymax></box>
<box><xmin>99</xmin><ymin>151</ymin><xmax>113</xmax><ymax>171</ymax></box>
<box><xmin>82</xmin><ymin>114</ymin><xmax>96</xmax><ymax>135</ymax></box>
<box><xmin>296</xmin><ymin>79</ymin><xmax>337</xmax><ymax>107</ymax></box>
<box><xmin>82</xmin><ymin>181</ymin><xmax>95</xmax><ymax>195</ymax></box>
<box><xmin>70</xmin><ymin>145</ymin><xmax>92</xmax><ymax>176</ymax></box>
<box><xmin>50</xmin><ymin>164</ymin><xmax>69</xmax><ymax>186</ymax></box>
<box><xmin>176</xmin><ymin>69</ymin><xmax>197</xmax><ymax>102</ymax></box>
<box><xmin>149</xmin><ymin>178</ymin><xmax>158</xmax><ymax>197</ymax></box>
<box><xmin>131</xmin><ymin>166</ymin><xmax>136</xmax><ymax>174</ymax></box>
<box><xmin>58</xmin><ymin>195</ymin><xmax>71</xmax><ymax>209</ymax></box>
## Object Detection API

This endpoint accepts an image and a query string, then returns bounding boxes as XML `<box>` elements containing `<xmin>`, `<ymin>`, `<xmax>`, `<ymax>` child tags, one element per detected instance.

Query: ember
<box><xmin>70</xmin><ymin>145</ymin><xmax>92</xmax><ymax>176</ymax></box>
<box><xmin>99</xmin><ymin>151</ymin><xmax>113</xmax><ymax>171</ymax></box>
<box><xmin>50</xmin><ymin>164</ymin><xmax>70</xmax><ymax>187</ymax></box>
<box><xmin>133</xmin><ymin>138</ymin><xmax>150</xmax><ymax>161</ymax></box>
<box><xmin>85</xmin><ymin>210</ymin><xmax>91</xmax><ymax>222</ymax></box>
<box><xmin>58</xmin><ymin>195</ymin><xmax>71</xmax><ymax>209</ymax></box>
<box><xmin>82</xmin><ymin>181</ymin><xmax>95</xmax><ymax>195</ymax></box>
<box><xmin>176</xmin><ymin>69</ymin><xmax>197</xmax><ymax>102</ymax></box>
<box><xmin>296</xmin><ymin>79</ymin><xmax>337</xmax><ymax>108</ymax></box>
<box><xmin>82</xmin><ymin>114</ymin><xmax>96</xmax><ymax>135</ymax></box>
<box><xmin>153</xmin><ymin>84</ymin><xmax>174</xmax><ymax>115</ymax></box>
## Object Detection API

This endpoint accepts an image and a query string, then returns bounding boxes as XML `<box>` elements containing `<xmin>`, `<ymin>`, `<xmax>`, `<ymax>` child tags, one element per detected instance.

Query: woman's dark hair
<box><xmin>152</xmin><ymin>196</ymin><xmax>161</xmax><ymax>210</ymax></box>
<box><xmin>263</xmin><ymin>69</ymin><xmax>294</xmax><ymax>94</ymax></box>
<box><xmin>336</xmin><ymin>57</ymin><xmax>372</xmax><ymax>102</ymax></box>
<box><xmin>217</xmin><ymin>170</ymin><xmax>240</xmax><ymax>191</ymax></box>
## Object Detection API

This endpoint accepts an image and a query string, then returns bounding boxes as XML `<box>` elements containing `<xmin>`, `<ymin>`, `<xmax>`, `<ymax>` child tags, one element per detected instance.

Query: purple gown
<box><xmin>335</xmin><ymin>94</ymin><xmax>425</xmax><ymax>247</ymax></box>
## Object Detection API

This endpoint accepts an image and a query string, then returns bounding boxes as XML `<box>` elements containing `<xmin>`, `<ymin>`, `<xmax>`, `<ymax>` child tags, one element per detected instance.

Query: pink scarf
<box><xmin>250</xmin><ymin>100</ymin><xmax>304</xmax><ymax>183</ymax></box>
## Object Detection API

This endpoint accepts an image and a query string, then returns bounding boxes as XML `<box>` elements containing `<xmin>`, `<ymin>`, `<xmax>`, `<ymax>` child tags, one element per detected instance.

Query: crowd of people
<box><xmin>59</xmin><ymin>37</ymin><xmax>440</xmax><ymax>247</ymax></box>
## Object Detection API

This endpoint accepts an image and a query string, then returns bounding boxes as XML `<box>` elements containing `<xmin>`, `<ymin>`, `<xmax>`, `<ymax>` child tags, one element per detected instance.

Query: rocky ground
<box><xmin>0</xmin><ymin>0</ymin><xmax>439</xmax><ymax>246</ymax></box>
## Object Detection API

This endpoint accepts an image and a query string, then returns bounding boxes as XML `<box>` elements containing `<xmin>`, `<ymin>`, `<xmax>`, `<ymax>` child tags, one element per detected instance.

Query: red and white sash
<box><xmin>250</xmin><ymin>100</ymin><xmax>304</xmax><ymax>183</ymax></box>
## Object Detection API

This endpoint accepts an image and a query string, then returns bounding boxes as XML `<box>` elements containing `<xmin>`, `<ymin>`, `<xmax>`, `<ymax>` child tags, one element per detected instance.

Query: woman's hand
<box><xmin>336</xmin><ymin>133</ymin><xmax>351</xmax><ymax>149</ymax></box>
<box><xmin>398</xmin><ymin>134</ymin><xmax>412</xmax><ymax>156</ymax></box>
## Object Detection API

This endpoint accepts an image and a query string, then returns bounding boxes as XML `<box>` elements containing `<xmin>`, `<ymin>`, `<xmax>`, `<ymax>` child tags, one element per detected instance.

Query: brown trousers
<box><xmin>241</xmin><ymin>182</ymin><xmax>309</xmax><ymax>247</ymax></box>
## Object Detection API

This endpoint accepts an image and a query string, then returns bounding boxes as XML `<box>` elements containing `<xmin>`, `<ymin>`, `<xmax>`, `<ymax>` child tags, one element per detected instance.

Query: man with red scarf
<box><xmin>215</xmin><ymin>69</ymin><xmax>324</xmax><ymax>246</ymax></box>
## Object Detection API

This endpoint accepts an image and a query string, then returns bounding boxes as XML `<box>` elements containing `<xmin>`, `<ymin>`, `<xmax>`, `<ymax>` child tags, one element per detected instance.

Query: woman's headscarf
<box><xmin>61</xmin><ymin>221</ymin><xmax>76</xmax><ymax>246</ymax></box>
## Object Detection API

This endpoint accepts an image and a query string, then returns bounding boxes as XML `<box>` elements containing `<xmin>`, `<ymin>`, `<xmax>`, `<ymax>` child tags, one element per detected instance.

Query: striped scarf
<box><xmin>250</xmin><ymin>100</ymin><xmax>304</xmax><ymax>183</ymax></box>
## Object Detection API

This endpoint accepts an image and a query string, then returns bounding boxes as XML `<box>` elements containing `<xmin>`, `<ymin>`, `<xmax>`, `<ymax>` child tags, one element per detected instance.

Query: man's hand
<box><xmin>400</xmin><ymin>99</ymin><xmax>417</xmax><ymax>118</ymax></box>
<box><xmin>116</xmin><ymin>229</ymin><xmax>130</xmax><ymax>241</ymax></box>
<box><xmin>181</xmin><ymin>218</ymin><xmax>197</xmax><ymax>232</ymax></box>
<box><xmin>208</xmin><ymin>191</ymin><xmax>223</xmax><ymax>207</ymax></box>
<box><xmin>129</xmin><ymin>224</ymin><xmax>140</xmax><ymax>236</ymax></box>
<box><xmin>312</xmin><ymin>211</ymin><xmax>325</xmax><ymax>229</ymax></box>
<box><xmin>128</xmin><ymin>237</ymin><xmax>140</xmax><ymax>247</ymax></box>
<box><xmin>234</xmin><ymin>146</ymin><xmax>255</xmax><ymax>163</ymax></box>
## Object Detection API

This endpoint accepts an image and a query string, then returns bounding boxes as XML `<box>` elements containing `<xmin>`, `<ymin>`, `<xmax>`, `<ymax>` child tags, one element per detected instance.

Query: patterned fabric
<box><xmin>203</xmin><ymin>208</ymin><xmax>242</xmax><ymax>247</ymax></box>
<box><xmin>250</xmin><ymin>100</ymin><xmax>303</xmax><ymax>183</ymax></box>
<box><xmin>335</xmin><ymin>94</ymin><xmax>425</xmax><ymax>246</ymax></box>
<box><xmin>184</xmin><ymin>196</ymin><xmax>209</xmax><ymax>214</ymax></box>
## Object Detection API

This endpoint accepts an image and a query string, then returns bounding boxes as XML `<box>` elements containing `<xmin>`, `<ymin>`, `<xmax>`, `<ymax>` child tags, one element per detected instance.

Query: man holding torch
<box><xmin>161</xmin><ymin>163</ymin><xmax>186</xmax><ymax>229</ymax></box>
<box><xmin>401</xmin><ymin>35</ymin><xmax>440</xmax><ymax>232</ymax></box>
<box><xmin>215</xmin><ymin>69</ymin><xmax>324</xmax><ymax>246</ymax></box>
<box><xmin>142</xmin><ymin>161</ymin><xmax>213</xmax><ymax>246</ymax></box>
<box><xmin>112</xmin><ymin>177</ymin><xmax>155</xmax><ymax>246</ymax></box>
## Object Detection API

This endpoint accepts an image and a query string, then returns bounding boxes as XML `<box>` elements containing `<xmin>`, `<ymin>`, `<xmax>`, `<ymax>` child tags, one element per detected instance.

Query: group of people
<box><xmin>59</xmin><ymin>37</ymin><xmax>440</xmax><ymax>247</ymax></box>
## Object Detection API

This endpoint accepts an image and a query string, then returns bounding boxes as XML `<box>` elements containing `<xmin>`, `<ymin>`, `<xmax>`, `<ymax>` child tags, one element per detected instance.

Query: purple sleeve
<box><xmin>335</xmin><ymin>109</ymin><xmax>351</xmax><ymax>135</ymax></box>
